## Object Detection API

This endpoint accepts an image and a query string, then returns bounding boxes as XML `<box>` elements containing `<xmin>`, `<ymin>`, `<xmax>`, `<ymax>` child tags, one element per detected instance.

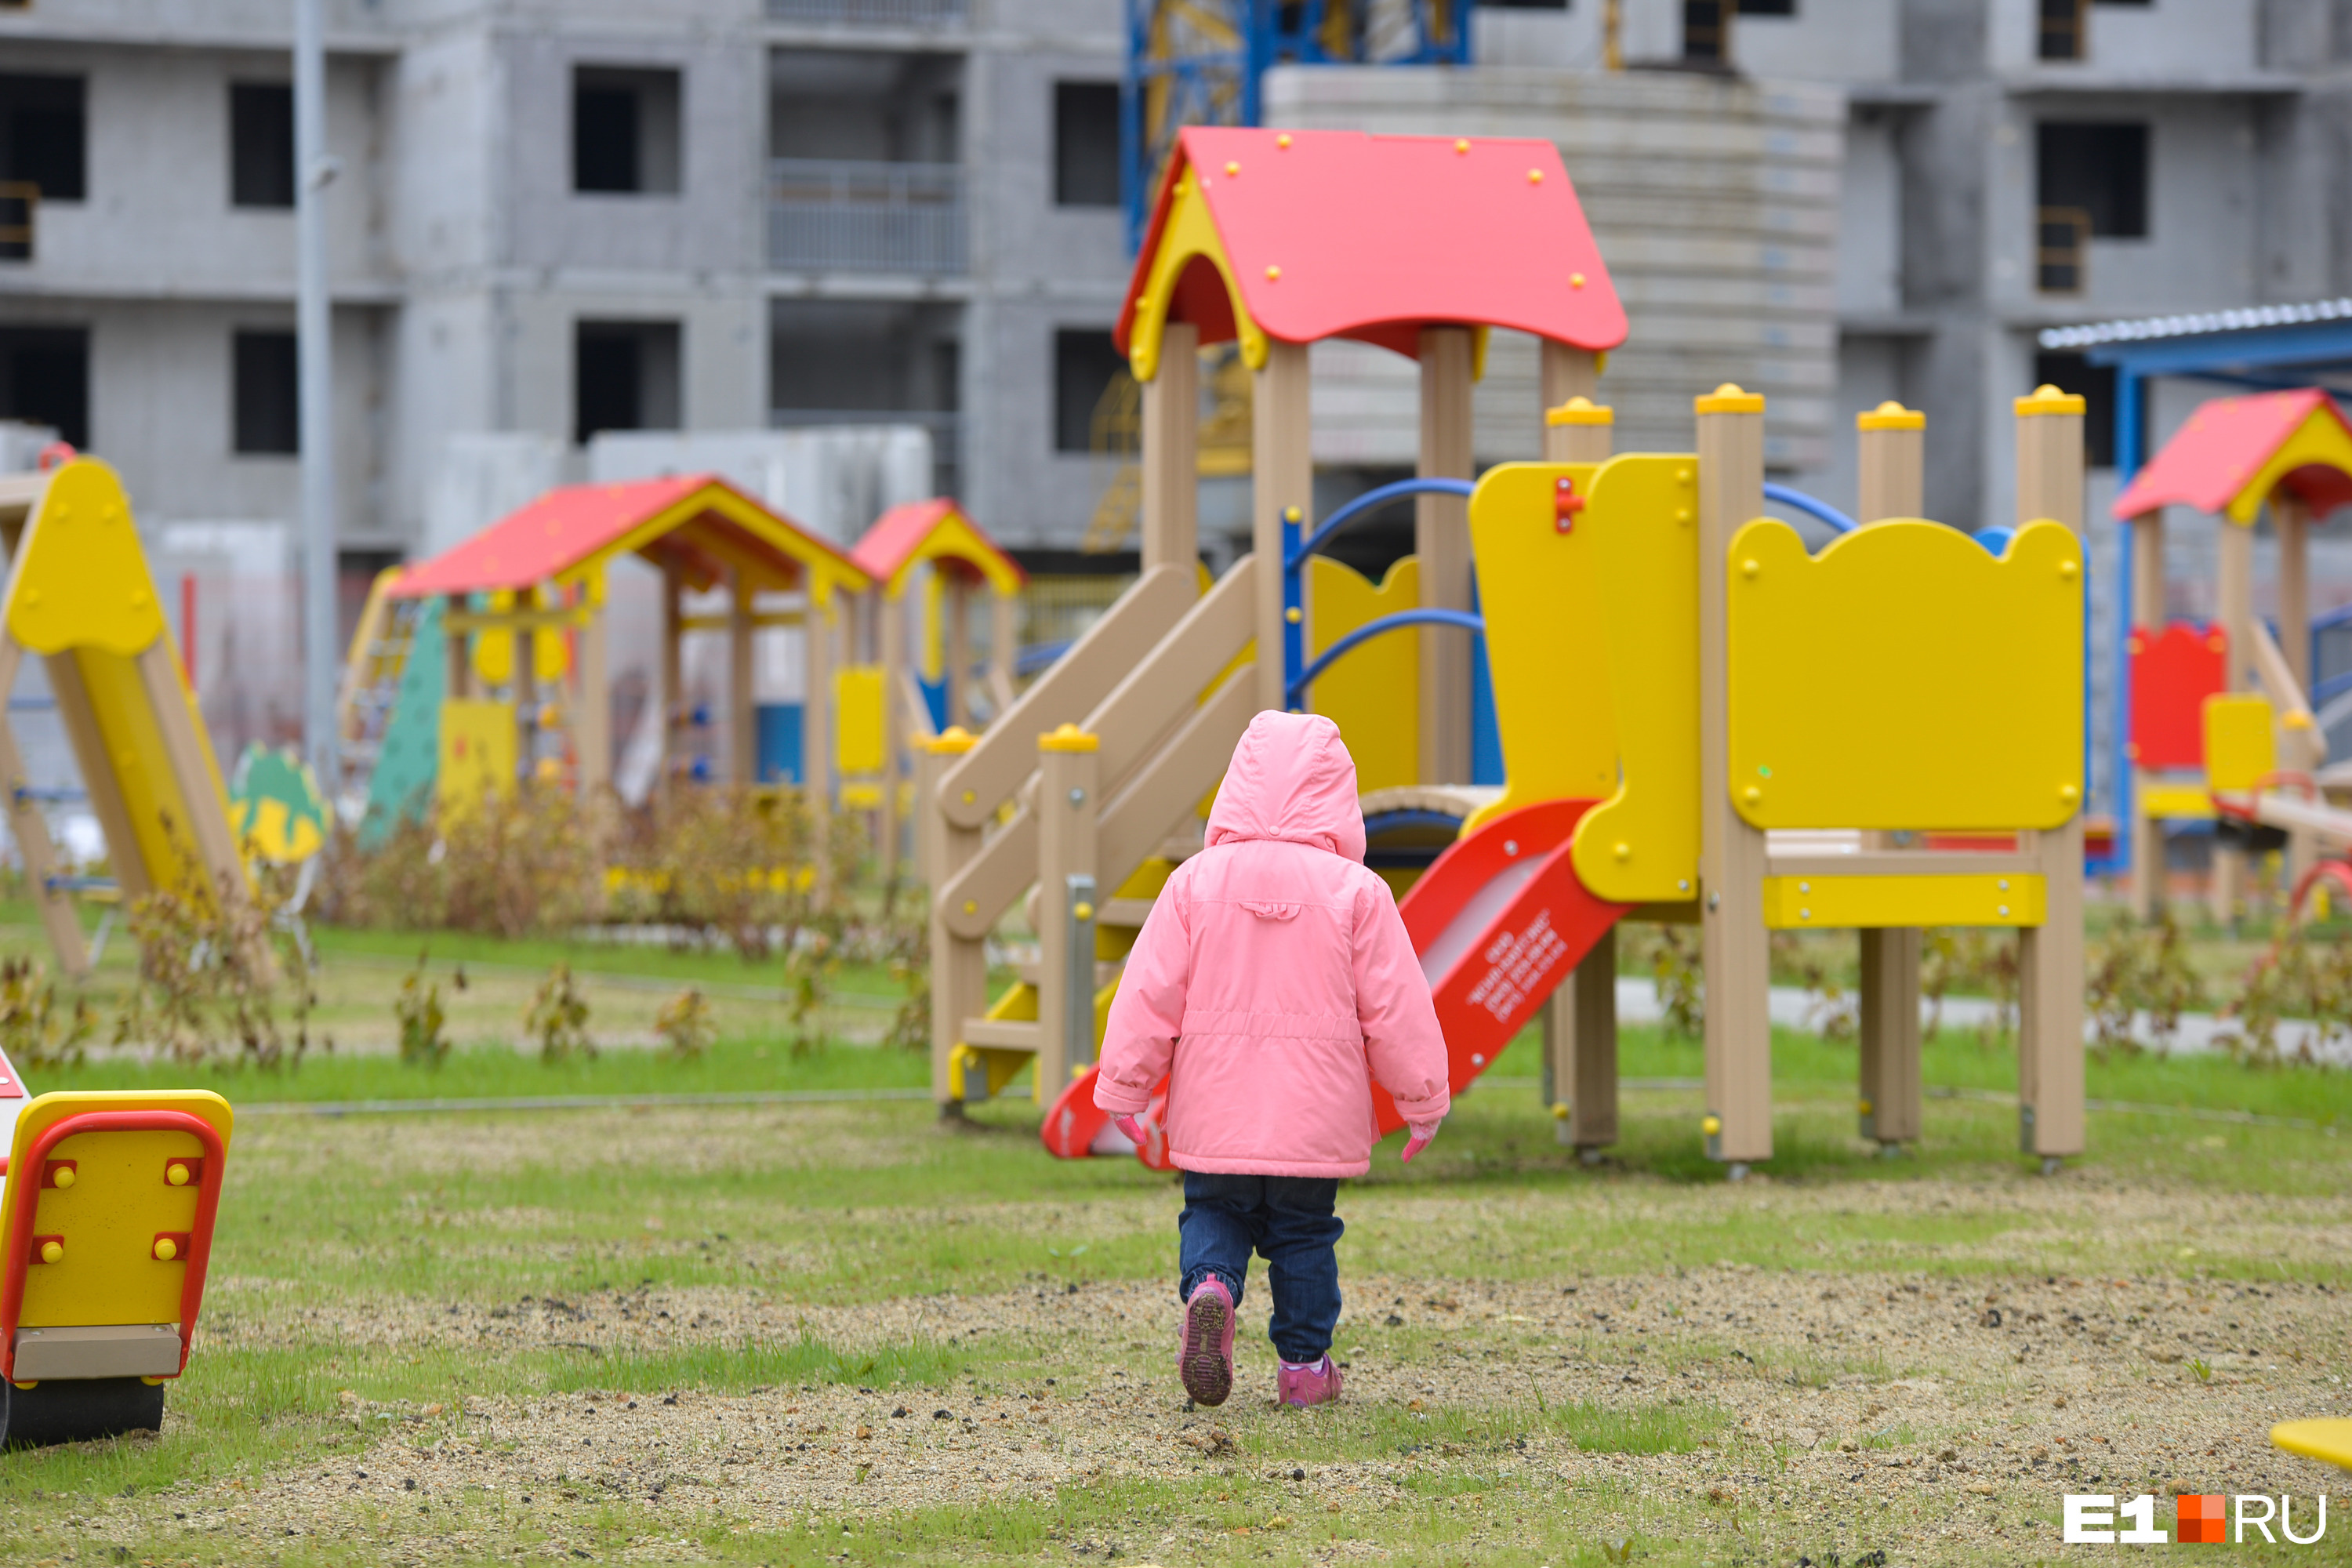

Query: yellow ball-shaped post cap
<box><xmin>1855</xmin><ymin>400</ymin><xmax>1925</xmax><ymax>433</ymax></box>
<box><xmin>1073</xmin><ymin>902</ymin><xmax>1094</xmax><ymax>921</ymax></box>
<box><xmin>2015</xmin><ymin>383</ymin><xmax>2087</xmax><ymax>417</ymax></box>
<box><xmin>1544</xmin><ymin>396</ymin><xmax>1614</xmax><ymax>428</ymax></box>
<box><xmin>1694</xmin><ymin>383</ymin><xmax>1766</xmax><ymax>416</ymax></box>
<box><xmin>49</xmin><ymin>1166</ymin><xmax>72</xmax><ymax>1189</ymax></box>
<box><xmin>1550</xmin><ymin>1102</ymin><xmax>1570</xmax><ymax>1120</ymax></box>
<box><xmin>38</xmin><ymin>1240</ymin><xmax>62</xmax><ymax>1265</ymax></box>
<box><xmin>153</xmin><ymin>1237</ymin><xmax>179</xmax><ymax>1262</ymax></box>
<box><xmin>1857</xmin><ymin>1098</ymin><xmax>1875</xmax><ymax>1116</ymax></box>
<box><xmin>166</xmin><ymin>1161</ymin><xmax>191</xmax><ymax>1187</ymax></box>
<box><xmin>1700</xmin><ymin>1115</ymin><xmax>1722</xmax><ymax>1137</ymax></box>
<box><xmin>930</xmin><ymin>725</ymin><xmax>977</xmax><ymax>757</ymax></box>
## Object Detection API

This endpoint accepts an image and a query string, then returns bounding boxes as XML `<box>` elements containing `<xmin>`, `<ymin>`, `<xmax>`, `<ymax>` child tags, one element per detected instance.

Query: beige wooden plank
<box><xmin>2128</xmin><ymin>510</ymin><xmax>2165</xmax><ymax>922</ymax></box>
<box><xmin>575</xmin><ymin>599</ymin><xmax>612</xmax><ymax>797</ymax></box>
<box><xmin>1765</xmin><ymin>850</ymin><xmax>2039</xmax><ymax>879</ymax></box>
<box><xmin>1252</xmin><ymin>340</ymin><xmax>1311</xmax><ymax>717</ymax></box>
<box><xmin>961</xmin><ymin>1019</ymin><xmax>1041</xmax><ymax>1051</ymax></box>
<box><xmin>879</xmin><ymin>591</ymin><xmax>904</xmax><ymax>880</ymax></box>
<box><xmin>936</xmin><ymin>804</ymin><xmax>1039</xmax><ymax>941</ymax></box>
<box><xmin>0</xmin><ymin>637</ymin><xmax>86</xmax><ymax>974</ymax></box>
<box><xmin>1564</xmin><ymin>928</ymin><xmax>1618</xmax><ymax>1152</ymax></box>
<box><xmin>1417</xmin><ymin>327</ymin><xmax>1475</xmax><ymax>785</ymax></box>
<box><xmin>937</xmin><ymin>564</ymin><xmax>1196</xmax><ymax>829</ymax></box>
<box><xmin>1083</xmin><ymin>554</ymin><xmax>1256</xmax><ymax>792</ymax></box>
<box><xmin>1095</xmin><ymin>672</ymin><xmax>1256</xmax><ymax>893</ymax></box>
<box><xmin>1142</xmin><ymin>320</ymin><xmax>1200</xmax><ymax>575</ymax></box>
<box><xmin>1034</xmin><ymin>736</ymin><xmax>1099</xmax><ymax>1099</ymax></box>
<box><xmin>924</xmin><ymin>732</ymin><xmax>985</xmax><ymax>1107</ymax></box>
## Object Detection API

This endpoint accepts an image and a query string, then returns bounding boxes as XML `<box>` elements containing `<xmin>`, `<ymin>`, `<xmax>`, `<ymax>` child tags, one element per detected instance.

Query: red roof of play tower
<box><xmin>2112</xmin><ymin>388</ymin><xmax>2352</xmax><ymax>521</ymax></box>
<box><xmin>1112</xmin><ymin>125</ymin><xmax>1628</xmax><ymax>365</ymax></box>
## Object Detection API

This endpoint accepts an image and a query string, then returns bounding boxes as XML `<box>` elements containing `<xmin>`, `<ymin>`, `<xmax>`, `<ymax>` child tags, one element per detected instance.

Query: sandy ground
<box><xmin>88</xmin><ymin>1257</ymin><xmax>2352</xmax><ymax>1563</ymax></box>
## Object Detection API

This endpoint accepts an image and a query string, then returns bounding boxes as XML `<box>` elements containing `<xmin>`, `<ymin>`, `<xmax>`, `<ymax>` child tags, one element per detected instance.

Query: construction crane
<box><xmin>1121</xmin><ymin>0</ymin><xmax>1475</xmax><ymax>252</ymax></box>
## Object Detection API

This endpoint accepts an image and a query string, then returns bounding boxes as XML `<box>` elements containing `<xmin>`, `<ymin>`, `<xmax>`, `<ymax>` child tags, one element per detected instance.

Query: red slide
<box><xmin>1042</xmin><ymin>797</ymin><xmax>1629</xmax><ymax>1159</ymax></box>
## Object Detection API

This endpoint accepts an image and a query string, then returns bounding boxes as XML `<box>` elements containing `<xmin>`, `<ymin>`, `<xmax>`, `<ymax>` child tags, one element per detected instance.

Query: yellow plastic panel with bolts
<box><xmin>437</xmin><ymin>699</ymin><xmax>518</xmax><ymax>822</ymax></box>
<box><xmin>833</xmin><ymin>665</ymin><xmax>888</xmax><ymax>779</ymax></box>
<box><xmin>5</xmin><ymin>1091</ymin><xmax>233</xmax><ymax>1341</ymax></box>
<box><xmin>2202</xmin><ymin>693</ymin><xmax>2278</xmax><ymax>794</ymax></box>
<box><xmin>1566</xmin><ymin>455</ymin><xmax>1704</xmax><ymax>906</ymax></box>
<box><xmin>1759</xmin><ymin>873</ymin><xmax>2048</xmax><ymax>931</ymax></box>
<box><xmin>2139</xmin><ymin>783</ymin><xmax>2215</xmax><ymax>821</ymax></box>
<box><xmin>1461</xmin><ymin>462</ymin><xmax>1619</xmax><ymax>836</ymax></box>
<box><xmin>4</xmin><ymin>461</ymin><xmax>169</xmax><ymax>659</ymax></box>
<box><xmin>1306</xmin><ymin>554</ymin><xmax>1420</xmax><ymax>795</ymax></box>
<box><xmin>1726</xmin><ymin>517</ymin><xmax>2083</xmax><ymax>832</ymax></box>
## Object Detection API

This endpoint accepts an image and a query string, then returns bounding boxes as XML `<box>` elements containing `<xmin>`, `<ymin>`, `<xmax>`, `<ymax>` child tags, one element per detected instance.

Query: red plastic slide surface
<box><xmin>1040</xmin><ymin>798</ymin><xmax>1629</xmax><ymax>1159</ymax></box>
<box><xmin>1381</xmin><ymin>799</ymin><xmax>1631</xmax><ymax>1133</ymax></box>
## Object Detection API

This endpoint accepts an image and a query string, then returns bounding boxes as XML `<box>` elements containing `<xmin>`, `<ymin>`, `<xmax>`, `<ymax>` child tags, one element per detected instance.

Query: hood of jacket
<box><xmin>1204</xmin><ymin>711</ymin><xmax>1366</xmax><ymax>862</ymax></box>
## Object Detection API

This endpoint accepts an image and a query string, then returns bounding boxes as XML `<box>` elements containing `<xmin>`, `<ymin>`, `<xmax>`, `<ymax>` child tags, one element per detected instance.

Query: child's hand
<box><xmin>1114</xmin><ymin>1113</ymin><xmax>1149</xmax><ymax>1148</ymax></box>
<box><xmin>1401</xmin><ymin>1121</ymin><xmax>1440</xmax><ymax>1163</ymax></box>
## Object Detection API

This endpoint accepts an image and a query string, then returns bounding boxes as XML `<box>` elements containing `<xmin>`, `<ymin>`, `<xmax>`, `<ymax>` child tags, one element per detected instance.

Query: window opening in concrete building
<box><xmin>230</xmin><ymin>83</ymin><xmax>296</xmax><ymax>209</ymax></box>
<box><xmin>0</xmin><ymin>326</ymin><xmax>88</xmax><ymax>448</ymax></box>
<box><xmin>1737</xmin><ymin>0</ymin><xmax>1794</xmax><ymax>14</ymax></box>
<box><xmin>574</xmin><ymin>67</ymin><xmax>682</xmax><ymax>194</ymax></box>
<box><xmin>577</xmin><ymin>321</ymin><xmax>682</xmax><ymax>443</ymax></box>
<box><xmin>0</xmin><ymin>74</ymin><xmax>85</xmax><ymax>213</ymax></box>
<box><xmin>2036</xmin><ymin>121</ymin><xmax>2144</xmax><ymax>292</ymax></box>
<box><xmin>2038</xmin><ymin>0</ymin><xmax>2087</xmax><ymax>60</ymax></box>
<box><xmin>1054</xmin><ymin>328</ymin><xmax>1124</xmax><ymax>455</ymax></box>
<box><xmin>234</xmin><ymin>330</ymin><xmax>299</xmax><ymax>456</ymax></box>
<box><xmin>1682</xmin><ymin>1</ymin><xmax>1729</xmax><ymax>60</ymax></box>
<box><xmin>1054</xmin><ymin>82</ymin><xmax>1120</xmax><ymax>207</ymax></box>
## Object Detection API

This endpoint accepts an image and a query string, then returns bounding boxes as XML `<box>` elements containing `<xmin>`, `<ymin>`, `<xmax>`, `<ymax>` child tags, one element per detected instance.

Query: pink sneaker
<box><xmin>1277</xmin><ymin>1356</ymin><xmax>1343</xmax><ymax>1407</ymax></box>
<box><xmin>1178</xmin><ymin>1277</ymin><xmax>1236</xmax><ymax>1406</ymax></box>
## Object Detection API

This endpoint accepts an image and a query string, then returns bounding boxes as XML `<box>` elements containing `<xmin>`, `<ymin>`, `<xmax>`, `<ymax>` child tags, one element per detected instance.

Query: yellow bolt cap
<box><xmin>1277</xmin><ymin>133</ymin><xmax>1292</xmax><ymax>148</ymax></box>
<box><xmin>1526</xmin><ymin>168</ymin><xmax>1544</xmax><ymax>183</ymax></box>
<box><xmin>1700</xmin><ymin>1116</ymin><xmax>1722</xmax><ymax>1136</ymax></box>
<box><xmin>1265</xmin><ymin>264</ymin><xmax>1282</xmax><ymax>281</ymax></box>
<box><xmin>38</xmin><ymin>1240</ymin><xmax>61</xmax><ymax>1265</ymax></box>
<box><xmin>166</xmin><ymin>1163</ymin><xmax>191</xmax><ymax>1187</ymax></box>
<box><xmin>1743</xmin><ymin>786</ymin><xmax>1762</xmax><ymax>804</ymax></box>
<box><xmin>1285</xmin><ymin>607</ymin><xmax>1302</xmax><ymax>623</ymax></box>
<box><xmin>962</xmin><ymin>900</ymin><xmax>978</xmax><ymax>915</ymax></box>
<box><xmin>1741</xmin><ymin>557</ymin><xmax>1760</xmax><ymax>578</ymax></box>
<box><xmin>1551</xmin><ymin>1102</ymin><xmax>1570</xmax><ymax>1120</ymax></box>
<box><xmin>1613</xmin><ymin>842</ymin><xmax>1630</xmax><ymax>860</ymax></box>
<box><xmin>50</xmin><ymin>1167</ymin><xmax>72</xmax><ymax>1189</ymax></box>
<box><xmin>1225</xmin><ymin>160</ymin><xmax>1240</xmax><ymax>176</ymax></box>
<box><xmin>1858</xmin><ymin>1098</ymin><xmax>1874</xmax><ymax>1115</ymax></box>
<box><xmin>1073</xmin><ymin>902</ymin><xmax>1094</xmax><ymax>921</ymax></box>
<box><xmin>154</xmin><ymin>1238</ymin><xmax>179</xmax><ymax>1261</ymax></box>
<box><xmin>1454</xmin><ymin>139</ymin><xmax>1469</xmax><ymax>153</ymax></box>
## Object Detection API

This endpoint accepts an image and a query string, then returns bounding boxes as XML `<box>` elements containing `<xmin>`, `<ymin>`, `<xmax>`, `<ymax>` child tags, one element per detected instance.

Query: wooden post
<box><xmin>514</xmin><ymin>594</ymin><xmax>538</xmax><ymax>786</ymax></box>
<box><xmin>2014</xmin><ymin>383</ymin><xmax>2087</xmax><ymax>1166</ymax></box>
<box><xmin>575</xmin><ymin>579</ymin><xmax>611</xmax><ymax>798</ymax></box>
<box><xmin>1695</xmin><ymin>384</ymin><xmax>1772</xmax><ymax>1172</ymax></box>
<box><xmin>2274</xmin><ymin>491</ymin><xmax>2317</xmax><ymax>891</ymax></box>
<box><xmin>1142</xmin><ymin>320</ymin><xmax>1200</xmax><ymax>575</ymax></box>
<box><xmin>0</xmin><ymin>638</ymin><xmax>88</xmax><ymax>974</ymax></box>
<box><xmin>729</xmin><ymin>567</ymin><xmax>756</xmax><ymax>786</ymax></box>
<box><xmin>659</xmin><ymin>566</ymin><xmax>684</xmax><ymax>800</ymax></box>
<box><xmin>1540</xmin><ymin>341</ymin><xmax>1599</xmax><ymax>412</ymax></box>
<box><xmin>879</xmin><ymin>589</ymin><xmax>905</xmax><ymax>880</ymax></box>
<box><xmin>2128</xmin><ymin>510</ymin><xmax>2165</xmax><ymax>921</ymax></box>
<box><xmin>989</xmin><ymin>590</ymin><xmax>1018</xmax><ymax>721</ymax></box>
<box><xmin>804</xmin><ymin>585</ymin><xmax>833</xmax><ymax>833</ymax></box>
<box><xmin>2213</xmin><ymin>515</ymin><xmax>2253</xmax><ymax>924</ymax></box>
<box><xmin>1541</xmin><ymin>389</ymin><xmax>1615</xmax><ymax>1152</ymax></box>
<box><xmin>1033</xmin><ymin>724</ymin><xmax>1100</xmax><ymax>1105</ymax></box>
<box><xmin>445</xmin><ymin>593</ymin><xmax>473</xmax><ymax>701</ymax></box>
<box><xmin>1252</xmin><ymin>339</ymin><xmax>1311</xmax><ymax>716</ymax></box>
<box><xmin>1856</xmin><ymin>400</ymin><xmax>1925</xmax><ymax>1150</ymax></box>
<box><xmin>926</xmin><ymin>725</ymin><xmax>982</xmax><ymax>1111</ymax></box>
<box><xmin>946</xmin><ymin>576</ymin><xmax>972</xmax><ymax>731</ymax></box>
<box><xmin>1417</xmin><ymin>326</ymin><xmax>1475</xmax><ymax>785</ymax></box>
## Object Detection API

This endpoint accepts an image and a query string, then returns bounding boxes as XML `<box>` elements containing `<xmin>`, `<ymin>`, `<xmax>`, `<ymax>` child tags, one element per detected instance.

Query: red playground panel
<box><xmin>2128</xmin><ymin>622</ymin><xmax>2227</xmax><ymax>771</ymax></box>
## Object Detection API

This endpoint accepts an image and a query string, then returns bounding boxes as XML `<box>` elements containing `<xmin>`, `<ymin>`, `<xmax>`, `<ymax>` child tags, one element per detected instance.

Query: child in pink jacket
<box><xmin>1094</xmin><ymin>711</ymin><xmax>1450</xmax><ymax>1409</ymax></box>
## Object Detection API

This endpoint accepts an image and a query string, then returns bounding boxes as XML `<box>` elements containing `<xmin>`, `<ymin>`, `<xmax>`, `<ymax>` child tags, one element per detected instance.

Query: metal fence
<box><xmin>766</xmin><ymin>0</ymin><xmax>966</xmax><ymax>25</ymax></box>
<box><xmin>768</xmin><ymin>159</ymin><xmax>966</xmax><ymax>275</ymax></box>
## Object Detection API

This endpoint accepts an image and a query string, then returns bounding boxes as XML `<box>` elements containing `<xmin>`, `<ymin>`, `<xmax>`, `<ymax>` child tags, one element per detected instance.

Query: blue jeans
<box><xmin>1177</xmin><ymin>1172</ymin><xmax>1344</xmax><ymax>1364</ymax></box>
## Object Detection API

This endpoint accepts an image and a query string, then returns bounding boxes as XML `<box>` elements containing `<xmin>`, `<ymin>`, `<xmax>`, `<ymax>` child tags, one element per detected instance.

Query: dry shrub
<box><xmin>2085</xmin><ymin>909</ymin><xmax>2205</xmax><ymax>1057</ymax></box>
<box><xmin>1921</xmin><ymin>927</ymin><xmax>2018</xmax><ymax>1043</ymax></box>
<box><xmin>394</xmin><ymin>953</ymin><xmax>454</xmax><ymax>1069</ymax></box>
<box><xmin>524</xmin><ymin>963</ymin><xmax>594</xmax><ymax>1063</ymax></box>
<box><xmin>653</xmin><ymin>987</ymin><xmax>715</xmax><ymax>1061</ymax></box>
<box><xmin>613</xmin><ymin>786</ymin><xmax>863</xmax><ymax>961</ymax></box>
<box><xmin>118</xmin><ymin>842</ymin><xmax>317</xmax><ymax>1069</ymax></box>
<box><xmin>321</xmin><ymin>786</ymin><xmax>612</xmax><ymax>938</ymax></box>
<box><xmin>0</xmin><ymin>956</ymin><xmax>93</xmax><ymax>1070</ymax></box>
<box><xmin>2213</xmin><ymin>923</ymin><xmax>2352</xmax><ymax>1067</ymax></box>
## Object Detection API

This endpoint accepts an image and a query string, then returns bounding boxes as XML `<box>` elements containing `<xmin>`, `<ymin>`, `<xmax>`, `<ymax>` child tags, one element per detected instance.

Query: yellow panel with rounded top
<box><xmin>1564</xmin><ymin>456</ymin><xmax>1703</xmax><ymax>903</ymax></box>
<box><xmin>2202</xmin><ymin>694</ymin><xmax>2276</xmax><ymax>793</ymax></box>
<box><xmin>835</xmin><ymin>665</ymin><xmax>887</xmax><ymax>777</ymax></box>
<box><xmin>5</xmin><ymin>1091</ymin><xmax>231</xmax><ymax>1330</ymax></box>
<box><xmin>1463</xmin><ymin>462</ymin><xmax>1622</xmax><ymax>838</ymax></box>
<box><xmin>1727</xmin><ymin>517</ymin><xmax>2082</xmax><ymax>832</ymax></box>
<box><xmin>1306</xmin><ymin>554</ymin><xmax>1418</xmax><ymax>797</ymax></box>
<box><xmin>6</xmin><ymin>460</ymin><xmax>169</xmax><ymax>659</ymax></box>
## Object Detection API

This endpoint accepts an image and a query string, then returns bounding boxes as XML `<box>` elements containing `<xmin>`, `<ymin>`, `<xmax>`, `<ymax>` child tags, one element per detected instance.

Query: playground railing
<box><xmin>768</xmin><ymin>159</ymin><xmax>966</xmax><ymax>275</ymax></box>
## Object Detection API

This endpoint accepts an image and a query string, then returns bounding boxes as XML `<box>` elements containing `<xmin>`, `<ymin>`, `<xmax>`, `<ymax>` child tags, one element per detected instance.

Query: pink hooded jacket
<box><xmin>1093</xmin><ymin>711</ymin><xmax>1450</xmax><ymax>1178</ymax></box>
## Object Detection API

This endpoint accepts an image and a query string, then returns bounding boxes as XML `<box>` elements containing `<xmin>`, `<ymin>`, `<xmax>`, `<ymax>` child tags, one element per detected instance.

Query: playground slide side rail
<box><xmin>936</xmin><ymin>564</ymin><xmax>1196</xmax><ymax>830</ymax></box>
<box><xmin>1085</xmin><ymin>555</ymin><xmax>1258</xmax><ymax>793</ymax></box>
<box><xmin>1095</xmin><ymin>674</ymin><xmax>1258</xmax><ymax>891</ymax></box>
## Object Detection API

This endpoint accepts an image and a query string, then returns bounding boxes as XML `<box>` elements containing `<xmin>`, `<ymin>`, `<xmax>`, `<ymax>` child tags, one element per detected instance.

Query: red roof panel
<box><xmin>1114</xmin><ymin>126</ymin><xmax>1628</xmax><ymax>363</ymax></box>
<box><xmin>2112</xmin><ymin>388</ymin><xmax>2352</xmax><ymax>520</ymax></box>
<box><xmin>851</xmin><ymin>498</ymin><xmax>1025</xmax><ymax>588</ymax></box>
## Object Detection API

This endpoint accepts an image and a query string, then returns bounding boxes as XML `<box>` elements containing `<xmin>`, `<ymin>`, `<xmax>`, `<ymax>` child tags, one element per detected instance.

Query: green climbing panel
<box><xmin>359</xmin><ymin>597</ymin><xmax>446</xmax><ymax>848</ymax></box>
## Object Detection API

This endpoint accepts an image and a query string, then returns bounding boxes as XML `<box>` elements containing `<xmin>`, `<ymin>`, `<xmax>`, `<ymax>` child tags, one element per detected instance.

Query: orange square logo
<box><xmin>2177</xmin><ymin>1494</ymin><xmax>2227</xmax><ymax>1544</ymax></box>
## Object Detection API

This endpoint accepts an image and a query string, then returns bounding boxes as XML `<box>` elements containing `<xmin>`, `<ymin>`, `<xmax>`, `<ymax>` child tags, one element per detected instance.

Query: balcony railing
<box><xmin>768</xmin><ymin>158</ymin><xmax>965</xmax><ymax>276</ymax></box>
<box><xmin>2036</xmin><ymin>206</ymin><xmax>2089</xmax><ymax>295</ymax></box>
<box><xmin>0</xmin><ymin>183</ymin><xmax>35</xmax><ymax>262</ymax></box>
<box><xmin>766</xmin><ymin>0</ymin><xmax>966</xmax><ymax>27</ymax></box>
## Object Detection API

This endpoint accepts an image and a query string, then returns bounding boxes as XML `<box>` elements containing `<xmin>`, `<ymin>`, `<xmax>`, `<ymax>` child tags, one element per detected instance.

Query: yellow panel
<box><xmin>5</xmin><ymin>1091</ymin><xmax>232</xmax><ymax>1330</ymax></box>
<box><xmin>472</xmin><ymin>591</ymin><xmax>516</xmax><ymax>686</ymax></box>
<box><xmin>1727</xmin><ymin>517</ymin><xmax>2082</xmax><ymax>831</ymax></box>
<box><xmin>1464</xmin><ymin>462</ymin><xmax>1624</xmax><ymax>837</ymax></box>
<box><xmin>1564</xmin><ymin>455</ymin><xmax>1703</xmax><ymax>902</ymax></box>
<box><xmin>839</xmin><ymin>781</ymin><xmax>883</xmax><ymax>809</ymax></box>
<box><xmin>5</xmin><ymin>460</ymin><xmax>169</xmax><ymax>658</ymax></box>
<box><xmin>74</xmin><ymin>648</ymin><xmax>213</xmax><ymax>902</ymax></box>
<box><xmin>1124</xmin><ymin>165</ymin><xmax>1266</xmax><ymax>381</ymax></box>
<box><xmin>2140</xmin><ymin>782</ymin><xmax>2214</xmax><ymax>820</ymax></box>
<box><xmin>2227</xmin><ymin>407</ymin><xmax>2352</xmax><ymax>525</ymax></box>
<box><xmin>1761</xmin><ymin>873</ymin><xmax>2046</xmax><ymax>930</ymax></box>
<box><xmin>835</xmin><ymin>665</ymin><xmax>887</xmax><ymax>777</ymax></box>
<box><xmin>2203</xmin><ymin>693</ymin><xmax>2277</xmax><ymax>793</ymax></box>
<box><xmin>1306</xmin><ymin>554</ymin><xmax>1419</xmax><ymax>796</ymax></box>
<box><xmin>2273</xmin><ymin>1419</ymin><xmax>2352</xmax><ymax>1471</ymax></box>
<box><xmin>438</xmin><ymin>699</ymin><xmax>517</xmax><ymax>821</ymax></box>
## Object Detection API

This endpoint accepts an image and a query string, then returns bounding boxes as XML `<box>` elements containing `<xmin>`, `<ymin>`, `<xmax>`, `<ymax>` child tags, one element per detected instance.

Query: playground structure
<box><xmin>927</xmin><ymin>125</ymin><xmax>2088</xmax><ymax>1175</ymax></box>
<box><xmin>2114</xmin><ymin>389</ymin><xmax>2352</xmax><ymax>920</ymax></box>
